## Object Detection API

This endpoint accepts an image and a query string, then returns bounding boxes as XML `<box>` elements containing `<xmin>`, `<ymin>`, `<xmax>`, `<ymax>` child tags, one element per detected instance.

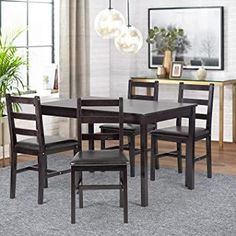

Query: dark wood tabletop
<box><xmin>42</xmin><ymin>98</ymin><xmax>197</xmax><ymax>207</ymax></box>
<box><xmin>42</xmin><ymin>98</ymin><xmax>196</xmax><ymax>123</ymax></box>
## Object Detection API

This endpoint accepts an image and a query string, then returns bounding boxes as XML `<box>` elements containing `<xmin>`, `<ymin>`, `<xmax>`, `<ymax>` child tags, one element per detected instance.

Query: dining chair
<box><xmin>6</xmin><ymin>94</ymin><xmax>78</xmax><ymax>204</ymax></box>
<box><xmin>150</xmin><ymin>82</ymin><xmax>214</xmax><ymax>181</ymax></box>
<box><xmin>100</xmin><ymin>80</ymin><xmax>159</xmax><ymax>177</ymax></box>
<box><xmin>71</xmin><ymin>98</ymin><xmax>128</xmax><ymax>224</ymax></box>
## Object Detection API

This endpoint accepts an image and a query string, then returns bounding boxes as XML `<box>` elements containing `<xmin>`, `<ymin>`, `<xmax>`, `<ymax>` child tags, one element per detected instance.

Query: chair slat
<box><xmin>131</xmin><ymin>81</ymin><xmax>158</xmax><ymax>88</ymax></box>
<box><xmin>182</xmin><ymin>84</ymin><xmax>212</xmax><ymax>91</ymax></box>
<box><xmin>9</xmin><ymin>96</ymin><xmax>36</xmax><ymax>104</ymax></box>
<box><xmin>12</xmin><ymin>112</ymin><xmax>37</xmax><ymax>121</ymax></box>
<box><xmin>131</xmin><ymin>95</ymin><xmax>157</xmax><ymax>101</ymax></box>
<box><xmin>15</xmin><ymin>128</ymin><xmax>38</xmax><ymax>136</ymax></box>
<box><xmin>182</xmin><ymin>98</ymin><xmax>208</xmax><ymax>105</ymax></box>
<box><xmin>196</xmin><ymin>113</ymin><xmax>207</xmax><ymax>120</ymax></box>
<box><xmin>81</xmin><ymin>116</ymin><xmax>120</xmax><ymax>123</ymax></box>
<box><xmin>81</xmin><ymin>99</ymin><xmax>120</xmax><ymax>106</ymax></box>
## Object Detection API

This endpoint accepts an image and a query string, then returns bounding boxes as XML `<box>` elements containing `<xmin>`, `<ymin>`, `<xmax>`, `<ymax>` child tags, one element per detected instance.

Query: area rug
<box><xmin>0</xmin><ymin>155</ymin><xmax>235</xmax><ymax>236</ymax></box>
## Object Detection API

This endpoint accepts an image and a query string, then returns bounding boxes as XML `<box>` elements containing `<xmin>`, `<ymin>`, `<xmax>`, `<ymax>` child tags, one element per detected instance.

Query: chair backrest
<box><xmin>177</xmin><ymin>82</ymin><xmax>214</xmax><ymax>131</ymax></box>
<box><xmin>128</xmin><ymin>80</ymin><xmax>159</xmax><ymax>101</ymax></box>
<box><xmin>77</xmin><ymin>98</ymin><xmax>124</xmax><ymax>152</ymax></box>
<box><xmin>6</xmin><ymin>94</ymin><xmax>45</xmax><ymax>151</ymax></box>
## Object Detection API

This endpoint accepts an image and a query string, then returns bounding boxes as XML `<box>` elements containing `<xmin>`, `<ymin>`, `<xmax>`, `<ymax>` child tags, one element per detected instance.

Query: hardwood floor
<box><xmin>155</xmin><ymin>140</ymin><xmax>236</xmax><ymax>176</ymax></box>
<box><xmin>1</xmin><ymin>140</ymin><xmax>236</xmax><ymax>176</ymax></box>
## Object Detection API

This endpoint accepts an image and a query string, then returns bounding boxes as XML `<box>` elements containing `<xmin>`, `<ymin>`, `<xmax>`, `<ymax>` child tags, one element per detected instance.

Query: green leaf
<box><xmin>0</xmin><ymin>29</ymin><xmax>26</xmax><ymax>117</ymax></box>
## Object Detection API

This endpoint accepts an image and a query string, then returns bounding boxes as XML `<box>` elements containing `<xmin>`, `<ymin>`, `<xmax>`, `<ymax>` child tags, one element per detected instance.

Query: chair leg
<box><xmin>128</xmin><ymin>135</ymin><xmax>135</xmax><ymax>177</ymax></box>
<box><xmin>206</xmin><ymin>136</ymin><xmax>212</xmax><ymax>178</ymax></box>
<box><xmin>155</xmin><ymin>140</ymin><xmax>160</xmax><ymax>170</ymax></box>
<box><xmin>78</xmin><ymin>171</ymin><xmax>83</xmax><ymax>208</ymax></box>
<box><xmin>38</xmin><ymin>153</ymin><xmax>45</xmax><ymax>205</ymax></box>
<box><xmin>150</xmin><ymin>136</ymin><xmax>157</xmax><ymax>181</ymax></box>
<box><xmin>119</xmin><ymin>171</ymin><xmax>124</xmax><ymax>208</ymax></box>
<box><xmin>44</xmin><ymin>155</ymin><xmax>48</xmax><ymax>188</ymax></box>
<box><xmin>123</xmin><ymin>168</ymin><xmax>128</xmax><ymax>223</ymax></box>
<box><xmin>10</xmin><ymin>151</ymin><xmax>17</xmax><ymax>199</ymax></box>
<box><xmin>71</xmin><ymin>168</ymin><xmax>76</xmax><ymax>224</ymax></box>
<box><xmin>177</xmin><ymin>142</ymin><xmax>183</xmax><ymax>173</ymax></box>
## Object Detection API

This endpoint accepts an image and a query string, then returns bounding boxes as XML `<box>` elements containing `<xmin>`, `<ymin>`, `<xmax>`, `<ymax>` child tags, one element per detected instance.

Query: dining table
<box><xmin>41</xmin><ymin>98</ymin><xmax>196</xmax><ymax>207</ymax></box>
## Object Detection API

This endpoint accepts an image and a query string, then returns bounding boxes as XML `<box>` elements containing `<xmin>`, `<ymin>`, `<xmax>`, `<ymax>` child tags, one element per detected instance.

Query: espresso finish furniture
<box><xmin>100</xmin><ymin>80</ymin><xmax>159</xmax><ymax>177</ymax></box>
<box><xmin>131</xmin><ymin>76</ymin><xmax>236</xmax><ymax>149</ymax></box>
<box><xmin>6</xmin><ymin>95</ymin><xmax>78</xmax><ymax>204</ymax></box>
<box><xmin>71</xmin><ymin>98</ymin><xmax>128</xmax><ymax>224</ymax></box>
<box><xmin>150</xmin><ymin>83</ymin><xmax>214</xmax><ymax>181</ymax></box>
<box><xmin>42</xmin><ymin>98</ymin><xmax>196</xmax><ymax>207</ymax></box>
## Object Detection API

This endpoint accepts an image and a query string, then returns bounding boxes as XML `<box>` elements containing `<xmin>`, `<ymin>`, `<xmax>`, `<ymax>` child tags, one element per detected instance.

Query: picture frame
<box><xmin>148</xmin><ymin>6</ymin><xmax>224</xmax><ymax>70</ymax></box>
<box><xmin>170</xmin><ymin>62</ymin><xmax>183</xmax><ymax>78</ymax></box>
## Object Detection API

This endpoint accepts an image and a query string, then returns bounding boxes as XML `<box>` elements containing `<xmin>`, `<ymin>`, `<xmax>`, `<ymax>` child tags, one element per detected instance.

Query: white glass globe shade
<box><xmin>114</xmin><ymin>26</ymin><xmax>143</xmax><ymax>54</ymax></box>
<box><xmin>94</xmin><ymin>8</ymin><xmax>125</xmax><ymax>39</ymax></box>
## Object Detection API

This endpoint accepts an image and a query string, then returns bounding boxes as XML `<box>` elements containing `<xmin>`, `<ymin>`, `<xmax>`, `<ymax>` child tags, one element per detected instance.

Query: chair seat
<box><xmin>71</xmin><ymin>150</ymin><xmax>128</xmax><ymax>167</ymax></box>
<box><xmin>151</xmin><ymin>126</ymin><xmax>209</xmax><ymax>139</ymax></box>
<box><xmin>15</xmin><ymin>136</ymin><xmax>78</xmax><ymax>152</ymax></box>
<box><xmin>100</xmin><ymin>123</ymin><xmax>156</xmax><ymax>135</ymax></box>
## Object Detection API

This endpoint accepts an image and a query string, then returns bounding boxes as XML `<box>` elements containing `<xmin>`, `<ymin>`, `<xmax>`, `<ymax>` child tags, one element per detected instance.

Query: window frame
<box><xmin>0</xmin><ymin>0</ymin><xmax>55</xmax><ymax>90</ymax></box>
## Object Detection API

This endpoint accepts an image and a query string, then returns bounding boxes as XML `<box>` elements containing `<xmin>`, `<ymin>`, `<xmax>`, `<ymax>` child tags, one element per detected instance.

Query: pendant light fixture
<box><xmin>114</xmin><ymin>0</ymin><xmax>143</xmax><ymax>54</ymax></box>
<box><xmin>94</xmin><ymin>0</ymin><xmax>125</xmax><ymax>39</ymax></box>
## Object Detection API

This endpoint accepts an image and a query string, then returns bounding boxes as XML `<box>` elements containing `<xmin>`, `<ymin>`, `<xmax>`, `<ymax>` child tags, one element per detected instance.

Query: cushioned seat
<box><xmin>100</xmin><ymin>123</ymin><xmax>156</xmax><ymax>135</ymax></box>
<box><xmin>16</xmin><ymin>136</ymin><xmax>78</xmax><ymax>152</ymax></box>
<box><xmin>71</xmin><ymin>150</ymin><xmax>128</xmax><ymax>166</ymax></box>
<box><xmin>151</xmin><ymin>126</ymin><xmax>209</xmax><ymax>138</ymax></box>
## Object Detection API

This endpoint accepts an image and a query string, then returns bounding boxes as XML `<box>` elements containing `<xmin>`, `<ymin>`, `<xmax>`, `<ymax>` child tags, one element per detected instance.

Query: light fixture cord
<box><xmin>108</xmin><ymin>0</ymin><xmax>112</xmax><ymax>9</ymax></box>
<box><xmin>127</xmin><ymin>0</ymin><xmax>131</xmax><ymax>27</ymax></box>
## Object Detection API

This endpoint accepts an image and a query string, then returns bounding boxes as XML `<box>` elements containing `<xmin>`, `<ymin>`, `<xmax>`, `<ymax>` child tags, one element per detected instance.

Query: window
<box><xmin>0</xmin><ymin>0</ymin><xmax>58</xmax><ymax>91</ymax></box>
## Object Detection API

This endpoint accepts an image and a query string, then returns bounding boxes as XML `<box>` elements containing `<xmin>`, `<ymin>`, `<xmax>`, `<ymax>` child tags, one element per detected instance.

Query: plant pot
<box><xmin>163</xmin><ymin>50</ymin><xmax>172</xmax><ymax>76</ymax></box>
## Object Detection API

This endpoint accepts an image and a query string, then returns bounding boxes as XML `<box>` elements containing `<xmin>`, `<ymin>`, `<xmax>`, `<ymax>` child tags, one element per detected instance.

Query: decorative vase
<box><xmin>162</xmin><ymin>50</ymin><xmax>172</xmax><ymax>76</ymax></box>
<box><xmin>156</xmin><ymin>65</ymin><xmax>166</xmax><ymax>78</ymax></box>
<box><xmin>195</xmin><ymin>66</ymin><xmax>207</xmax><ymax>80</ymax></box>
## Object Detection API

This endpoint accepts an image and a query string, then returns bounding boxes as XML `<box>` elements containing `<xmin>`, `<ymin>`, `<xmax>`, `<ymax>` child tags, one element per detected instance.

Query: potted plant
<box><xmin>146</xmin><ymin>25</ymin><xmax>190</xmax><ymax>75</ymax></box>
<box><xmin>0</xmin><ymin>29</ymin><xmax>25</xmax><ymax>165</ymax></box>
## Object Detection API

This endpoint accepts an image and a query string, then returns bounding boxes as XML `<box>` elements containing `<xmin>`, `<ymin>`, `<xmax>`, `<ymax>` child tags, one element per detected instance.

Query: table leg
<box><xmin>140</xmin><ymin>122</ymin><xmax>148</xmax><ymax>206</ymax></box>
<box><xmin>219</xmin><ymin>85</ymin><xmax>224</xmax><ymax>149</ymax></box>
<box><xmin>88</xmin><ymin>123</ymin><xmax>94</xmax><ymax>150</ymax></box>
<box><xmin>185</xmin><ymin>106</ymin><xmax>195</xmax><ymax>189</ymax></box>
<box><xmin>232</xmin><ymin>84</ymin><xmax>236</xmax><ymax>142</ymax></box>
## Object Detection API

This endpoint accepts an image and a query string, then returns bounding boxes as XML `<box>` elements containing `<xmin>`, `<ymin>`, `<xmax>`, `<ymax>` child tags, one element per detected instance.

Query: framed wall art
<box><xmin>148</xmin><ymin>6</ymin><xmax>224</xmax><ymax>70</ymax></box>
<box><xmin>170</xmin><ymin>62</ymin><xmax>183</xmax><ymax>78</ymax></box>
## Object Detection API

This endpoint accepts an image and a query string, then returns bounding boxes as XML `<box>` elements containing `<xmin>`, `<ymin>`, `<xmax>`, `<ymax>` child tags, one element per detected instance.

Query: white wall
<box><xmin>89</xmin><ymin>0</ymin><xmax>111</xmax><ymax>97</ymax></box>
<box><xmin>90</xmin><ymin>0</ymin><xmax>236</xmax><ymax>142</ymax></box>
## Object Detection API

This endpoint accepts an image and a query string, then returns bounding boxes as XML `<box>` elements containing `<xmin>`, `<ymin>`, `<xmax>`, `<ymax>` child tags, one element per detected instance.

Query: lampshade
<box><xmin>114</xmin><ymin>26</ymin><xmax>143</xmax><ymax>54</ymax></box>
<box><xmin>94</xmin><ymin>8</ymin><xmax>125</xmax><ymax>39</ymax></box>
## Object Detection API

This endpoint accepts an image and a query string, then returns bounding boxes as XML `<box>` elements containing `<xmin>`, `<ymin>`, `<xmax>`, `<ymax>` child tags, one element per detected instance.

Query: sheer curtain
<box><xmin>59</xmin><ymin>0</ymin><xmax>90</xmax><ymax>137</ymax></box>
